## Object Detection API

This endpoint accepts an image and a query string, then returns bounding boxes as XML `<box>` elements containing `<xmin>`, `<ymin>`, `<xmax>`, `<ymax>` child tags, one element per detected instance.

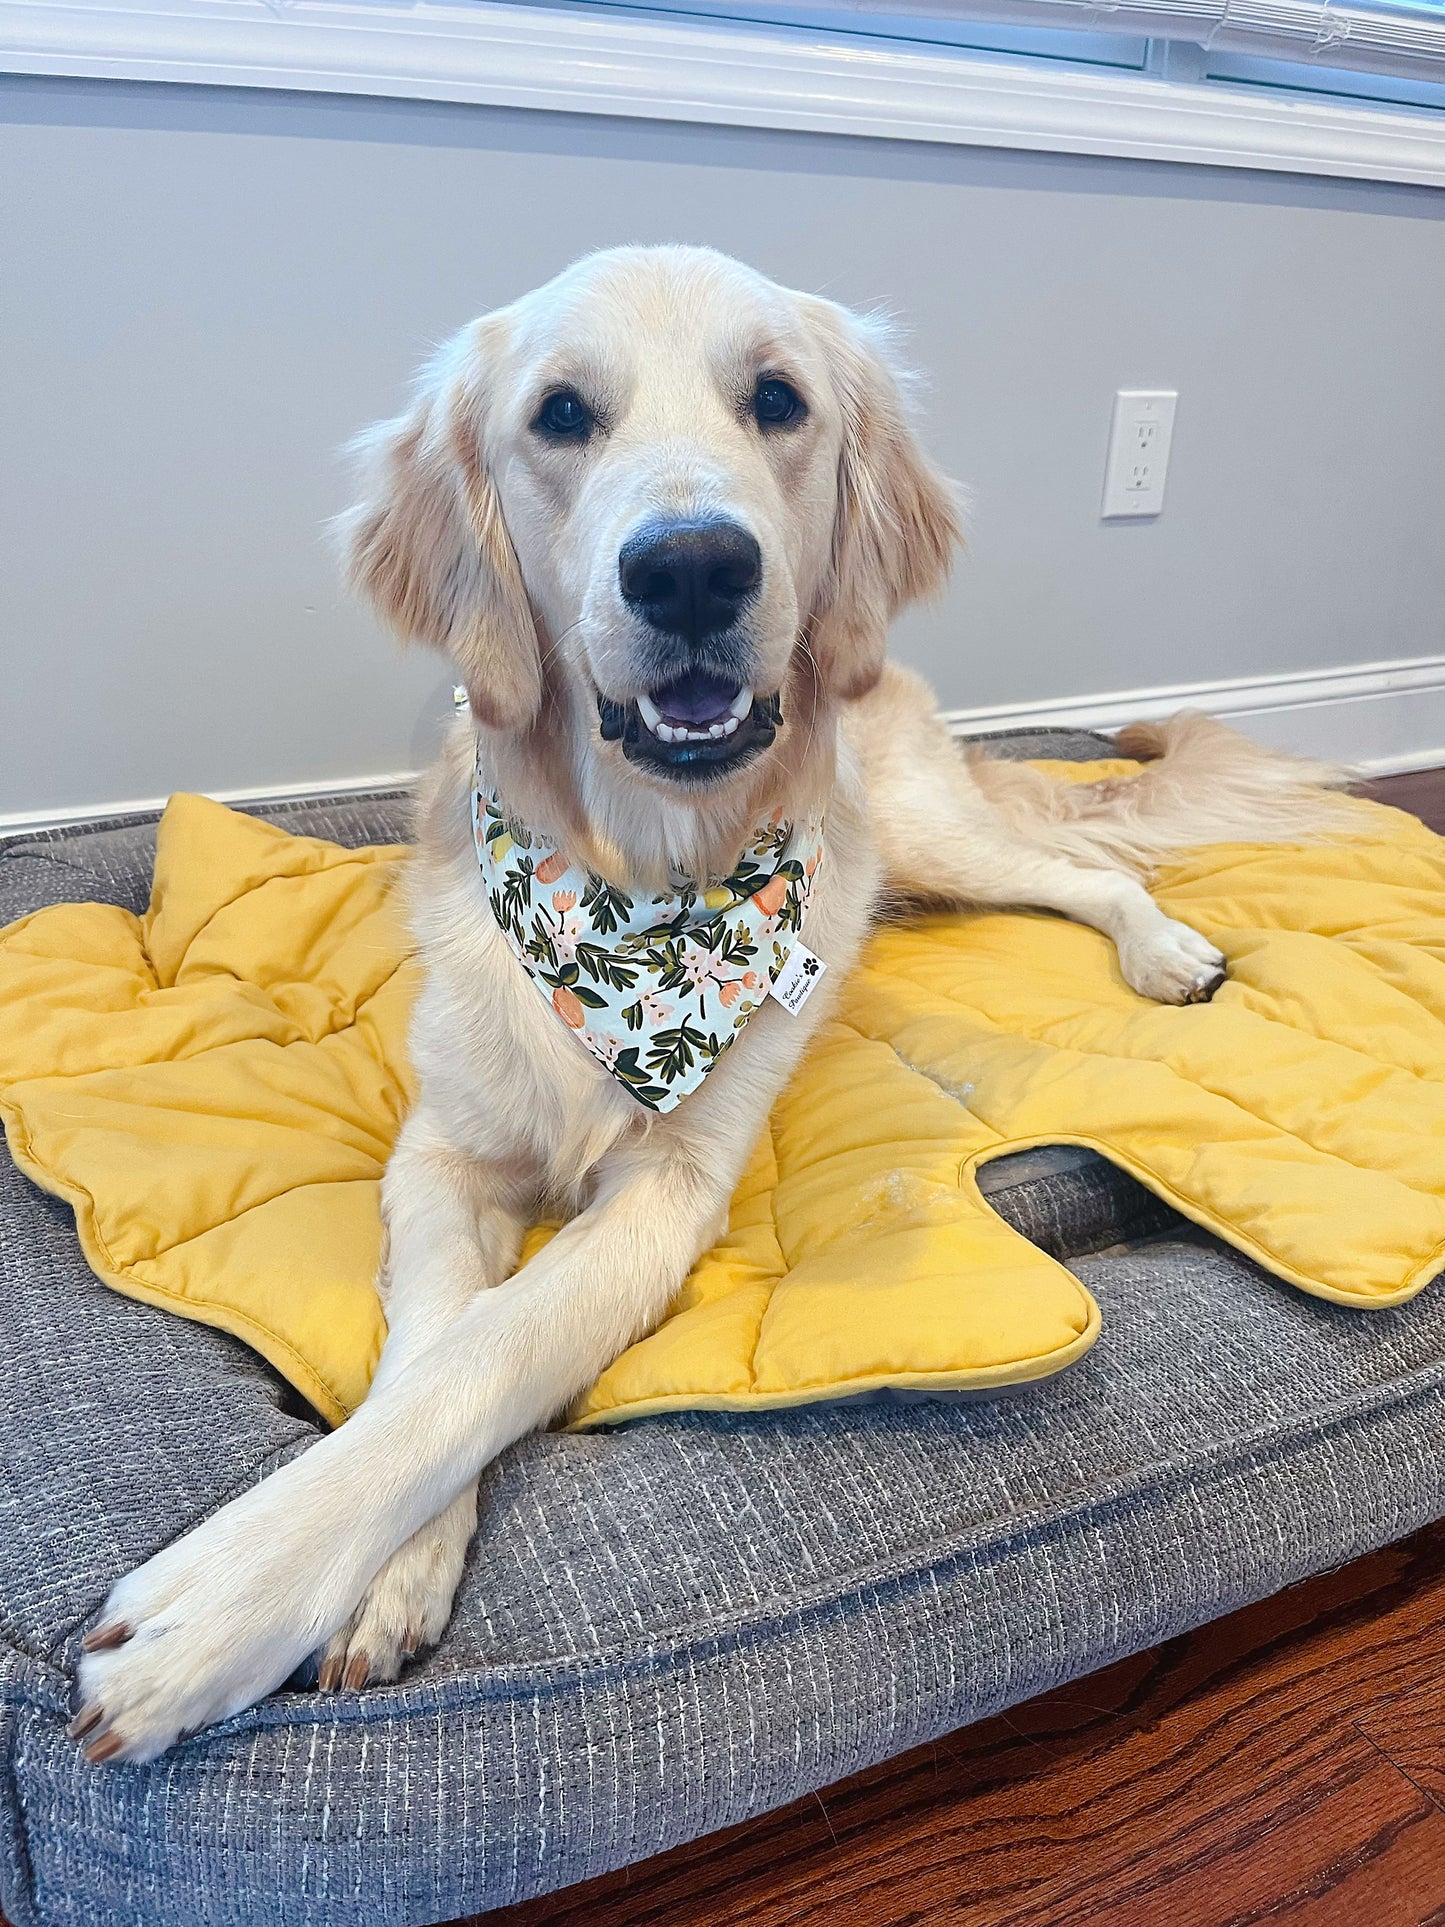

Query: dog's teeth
<box><xmin>640</xmin><ymin>686</ymin><xmax>751</xmax><ymax>747</ymax></box>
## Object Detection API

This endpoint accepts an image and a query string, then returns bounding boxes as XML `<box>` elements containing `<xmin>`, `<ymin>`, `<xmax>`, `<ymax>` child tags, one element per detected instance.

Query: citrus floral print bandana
<box><xmin>472</xmin><ymin>771</ymin><xmax>825</xmax><ymax>1112</ymax></box>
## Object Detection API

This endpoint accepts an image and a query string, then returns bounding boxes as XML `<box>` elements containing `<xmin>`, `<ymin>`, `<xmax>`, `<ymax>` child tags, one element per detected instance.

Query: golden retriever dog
<box><xmin>72</xmin><ymin>246</ymin><xmax>1343</xmax><ymax>1760</ymax></box>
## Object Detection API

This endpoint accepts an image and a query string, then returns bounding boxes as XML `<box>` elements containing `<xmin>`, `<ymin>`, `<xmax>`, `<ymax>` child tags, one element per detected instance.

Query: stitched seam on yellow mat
<box><xmin>748</xmin><ymin>1110</ymin><xmax>789</xmax><ymax>1396</ymax></box>
<box><xmin>136</xmin><ymin>1167</ymin><xmax>386</xmax><ymax>1268</ymax></box>
<box><xmin>1163</xmin><ymin>943</ymin><xmax>1445</xmax><ymax>1086</ymax></box>
<box><xmin>571</xmin><ymin>1315</ymin><xmax>1102</xmax><ymax>1428</ymax></box>
<box><xmin>5</xmin><ymin>1070</ymin><xmax>396</xmax><ymax>1271</ymax></box>
<box><xmin>859</xmin><ymin>969</ymin><xmax>1445</xmax><ymax>1209</ymax></box>
<box><xmin>144</xmin><ymin>861</ymin><xmax>364</xmax><ymax>983</ymax></box>
<box><xmin>956</xmin><ymin>1129</ymin><xmax>1445</xmax><ymax>1306</ymax></box>
<box><xmin>146</xmin><ymin>838</ymin><xmax>402</xmax><ymax>967</ymax></box>
<box><xmin>1220</xmin><ymin>987</ymin><xmax>1445</xmax><ymax>1090</ymax></box>
<box><xmin>0</xmin><ymin>946</ymin><xmax>409</xmax><ymax>1274</ymax></box>
<box><xmin>1145</xmin><ymin>925</ymin><xmax>1445</xmax><ymax>1088</ymax></box>
<box><xmin>985</xmin><ymin>1038</ymin><xmax>1445</xmax><ymax>1212</ymax></box>
<box><xmin>827</xmin><ymin>1016</ymin><xmax>1105</xmax><ymax>1326</ymax></box>
<box><xmin>592</xmin><ymin>1026</ymin><xmax>1094</xmax><ymax>1422</ymax></box>
<box><xmin>276</xmin><ymin>951</ymin><xmax>415</xmax><ymax>1045</ymax></box>
<box><xmin>120</xmin><ymin>956</ymin><xmax>415</xmax><ymax>1065</ymax></box>
<box><xmin>0</xmin><ymin>1095</ymin><xmax>353</xmax><ymax>1424</ymax></box>
<box><xmin>855</xmin><ymin>980</ymin><xmax>1445</xmax><ymax>1304</ymax></box>
<box><xmin>871</xmin><ymin>905</ymin><xmax>1445</xmax><ymax>1096</ymax></box>
<box><xmin>829</xmin><ymin>1017</ymin><xmax>1094</xmax><ymax>1314</ymax></box>
<box><xmin>0</xmin><ymin>948</ymin><xmax>414</xmax><ymax>1072</ymax></box>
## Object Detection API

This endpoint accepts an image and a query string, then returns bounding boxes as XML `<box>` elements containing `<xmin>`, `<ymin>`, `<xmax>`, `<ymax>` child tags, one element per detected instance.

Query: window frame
<box><xmin>3</xmin><ymin>0</ymin><xmax>1443</xmax><ymax>188</ymax></box>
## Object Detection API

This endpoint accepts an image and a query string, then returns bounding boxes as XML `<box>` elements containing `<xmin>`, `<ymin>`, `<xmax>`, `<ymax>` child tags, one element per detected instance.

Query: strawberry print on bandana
<box><xmin>472</xmin><ymin>766</ymin><xmax>825</xmax><ymax>1112</ymax></box>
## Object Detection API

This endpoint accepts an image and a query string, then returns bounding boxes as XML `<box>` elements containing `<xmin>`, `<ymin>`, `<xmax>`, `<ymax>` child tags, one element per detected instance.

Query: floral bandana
<box><xmin>472</xmin><ymin>769</ymin><xmax>825</xmax><ymax>1112</ymax></box>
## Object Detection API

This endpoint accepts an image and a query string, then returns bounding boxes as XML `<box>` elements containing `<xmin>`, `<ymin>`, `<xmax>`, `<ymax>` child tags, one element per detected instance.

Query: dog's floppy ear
<box><xmin>806</xmin><ymin>300</ymin><xmax>961</xmax><ymax>700</ymax></box>
<box><xmin>338</xmin><ymin>321</ymin><xmax>543</xmax><ymax>733</ymax></box>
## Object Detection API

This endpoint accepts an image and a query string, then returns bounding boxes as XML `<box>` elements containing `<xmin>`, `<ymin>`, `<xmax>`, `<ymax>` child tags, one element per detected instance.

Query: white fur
<box><xmin>73</xmin><ymin>249</ymin><xmax>1348</xmax><ymax>1761</ymax></box>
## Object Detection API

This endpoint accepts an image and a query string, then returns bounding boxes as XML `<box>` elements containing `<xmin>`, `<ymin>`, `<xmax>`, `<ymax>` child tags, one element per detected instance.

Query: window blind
<box><xmin>825</xmin><ymin>0</ymin><xmax>1445</xmax><ymax>84</ymax></box>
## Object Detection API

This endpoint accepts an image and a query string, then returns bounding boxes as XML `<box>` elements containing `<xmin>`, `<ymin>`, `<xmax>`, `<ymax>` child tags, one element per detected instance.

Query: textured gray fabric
<box><xmin>4</xmin><ymin>742</ymin><xmax>1443</xmax><ymax>1927</ymax></box>
<box><xmin>959</xmin><ymin>724</ymin><xmax>1125</xmax><ymax>763</ymax></box>
<box><xmin>976</xmin><ymin>1143</ymin><xmax>1178</xmax><ymax>1258</ymax></box>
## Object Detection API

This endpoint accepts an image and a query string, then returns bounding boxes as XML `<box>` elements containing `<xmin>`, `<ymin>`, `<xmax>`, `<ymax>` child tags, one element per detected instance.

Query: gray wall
<box><xmin>3</xmin><ymin>75</ymin><xmax>1444</xmax><ymax>818</ymax></box>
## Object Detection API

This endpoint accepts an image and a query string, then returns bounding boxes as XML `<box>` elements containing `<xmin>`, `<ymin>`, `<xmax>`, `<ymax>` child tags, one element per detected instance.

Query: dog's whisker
<box><xmin>536</xmin><ymin>618</ymin><xmax>585</xmax><ymax>679</ymax></box>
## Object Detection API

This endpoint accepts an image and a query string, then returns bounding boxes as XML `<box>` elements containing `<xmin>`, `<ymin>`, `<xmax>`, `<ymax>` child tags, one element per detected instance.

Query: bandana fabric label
<box><xmin>473</xmin><ymin>772</ymin><xmax>825</xmax><ymax>1112</ymax></box>
<box><xmin>769</xmin><ymin>941</ymin><xmax>828</xmax><ymax>1015</ymax></box>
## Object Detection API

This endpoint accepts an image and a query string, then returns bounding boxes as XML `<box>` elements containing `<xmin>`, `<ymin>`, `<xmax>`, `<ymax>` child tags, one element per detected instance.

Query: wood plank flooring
<box><xmin>1360</xmin><ymin>767</ymin><xmax>1445</xmax><ymax>834</ymax></box>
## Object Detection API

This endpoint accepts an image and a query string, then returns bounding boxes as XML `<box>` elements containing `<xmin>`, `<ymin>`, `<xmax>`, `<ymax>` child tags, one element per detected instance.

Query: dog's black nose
<box><xmin>618</xmin><ymin>519</ymin><xmax>761</xmax><ymax>640</ymax></box>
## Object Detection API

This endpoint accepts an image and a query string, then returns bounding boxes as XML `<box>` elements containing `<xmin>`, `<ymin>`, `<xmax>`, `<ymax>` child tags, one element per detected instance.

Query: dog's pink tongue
<box><xmin>653</xmin><ymin>672</ymin><xmax>742</xmax><ymax>727</ymax></box>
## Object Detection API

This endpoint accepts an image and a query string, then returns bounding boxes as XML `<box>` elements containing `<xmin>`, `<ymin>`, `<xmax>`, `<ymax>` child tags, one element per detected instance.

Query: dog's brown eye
<box><xmin>754</xmin><ymin>378</ymin><xmax>805</xmax><ymax>429</ymax></box>
<box><xmin>533</xmin><ymin>389</ymin><xmax>593</xmax><ymax>441</ymax></box>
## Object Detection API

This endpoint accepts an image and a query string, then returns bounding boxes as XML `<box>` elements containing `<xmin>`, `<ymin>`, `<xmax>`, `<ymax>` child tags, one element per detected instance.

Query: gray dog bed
<box><xmin>2</xmin><ymin>733</ymin><xmax>1443</xmax><ymax>1927</ymax></box>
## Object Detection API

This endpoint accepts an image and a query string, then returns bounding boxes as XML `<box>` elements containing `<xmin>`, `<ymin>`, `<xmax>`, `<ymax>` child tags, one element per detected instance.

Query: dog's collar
<box><xmin>472</xmin><ymin>765</ymin><xmax>824</xmax><ymax>1112</ymax></box>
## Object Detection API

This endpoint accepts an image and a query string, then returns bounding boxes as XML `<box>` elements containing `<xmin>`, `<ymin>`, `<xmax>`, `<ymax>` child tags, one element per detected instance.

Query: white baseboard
<box><xmin>942</xmin><ymin>653</ymin><xmax>1445</xmax><ymax>777</ymax></box>
<box><xmin>4</xmin><ymin>654</ymin><xmax>1441</xmax><ymax>834</ymax></box>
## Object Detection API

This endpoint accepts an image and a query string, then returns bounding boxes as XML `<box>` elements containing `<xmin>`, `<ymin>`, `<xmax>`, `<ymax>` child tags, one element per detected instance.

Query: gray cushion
<box><xmin>2</xmin><ymin>751</ymin><xmax>1443</xmax><ymax>1927</ymax></box>
<box><xmin>957</xmin><ymin>723</ymin><xmax>1127</xmax><ymax>763</ymax></box>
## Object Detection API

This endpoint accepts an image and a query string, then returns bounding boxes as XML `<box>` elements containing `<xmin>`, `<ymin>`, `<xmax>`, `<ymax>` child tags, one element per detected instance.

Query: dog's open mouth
<box><xmin>599</xmin><ymin>671</ymin><xmax>781</xmax><ymax>781</ymax></box>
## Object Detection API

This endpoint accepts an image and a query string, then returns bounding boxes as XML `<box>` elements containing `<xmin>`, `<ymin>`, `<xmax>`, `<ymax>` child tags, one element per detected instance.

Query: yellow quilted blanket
<box><xmin>1</xmin><ymin>770</ymin><xmax>1442</xmax><ymax>1432</ymax></box>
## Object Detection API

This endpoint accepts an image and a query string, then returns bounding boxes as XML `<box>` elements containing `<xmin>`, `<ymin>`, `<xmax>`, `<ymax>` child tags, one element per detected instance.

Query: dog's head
<box><xmin>341</xmin><ymin>247</ymin><xmax>958</xmax><ymax>841</ymax></box>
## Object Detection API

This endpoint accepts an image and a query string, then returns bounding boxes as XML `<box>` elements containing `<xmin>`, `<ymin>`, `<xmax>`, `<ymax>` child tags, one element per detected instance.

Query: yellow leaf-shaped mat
<box><xmin>1</xmin><ymin>774</ymin><xmax>1441</xmax><ymax>1432</ymax></box>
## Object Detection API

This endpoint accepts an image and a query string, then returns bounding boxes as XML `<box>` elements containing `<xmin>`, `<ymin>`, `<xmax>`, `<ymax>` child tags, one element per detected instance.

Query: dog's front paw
<box><xmin>317</xmin><ymin>1484</ymin><xmax>476</xmax><ymax>1693</ymax></box>
<box><xmin>72</xmin><ymin>1481</ymin><xmax>355</xmax><ymax>1763</ymax></box>
<box><xmin>1118</xmin><ymin>917</ymin><xmax>1227</xmax><ymax>1005</ymax></box>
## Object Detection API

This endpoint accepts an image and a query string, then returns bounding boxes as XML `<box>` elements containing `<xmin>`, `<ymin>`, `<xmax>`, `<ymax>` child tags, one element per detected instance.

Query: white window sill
<box><xmin>3</xmin><ymin>0</ymin><xmax>1444</xmax><ymax>188</ymax></box>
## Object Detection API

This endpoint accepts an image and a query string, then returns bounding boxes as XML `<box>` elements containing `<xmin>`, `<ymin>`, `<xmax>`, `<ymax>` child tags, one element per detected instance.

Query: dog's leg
<box><xmin>964</xmin><ymin>838</ymin><xmax>1225</xmax><ymax>1004</ymax></box>
<box><xmin>314</xmin><ymin>1109</ymin><xmax>526</xmax><ymax>1693</ymax></box>
<box><xmin>880</xmin><ymin>766</ymin><xmax>1225</xmax><ymax>1004</ymax></box>
<box><xmin>909</xmin><ymin>831</ymin><xmax>1225</xmax><ymax>1005</ymax></box>
<box><xmin>852</xmin><ymin>666</ymin><xmax>1227</xmax><ymax>1004</ymax></box>
<box><xmin>72</xmin><ymin>1130</ymin><xmax>734</xmax><ymax>1761</ymax></box>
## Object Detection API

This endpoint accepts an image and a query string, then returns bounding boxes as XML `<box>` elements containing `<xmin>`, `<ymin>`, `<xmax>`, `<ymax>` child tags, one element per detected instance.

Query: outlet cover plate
<box><xmin>1102</xmin><ymin>389</ymin><xmax>1178</xmax><ymax>519</ymax></box>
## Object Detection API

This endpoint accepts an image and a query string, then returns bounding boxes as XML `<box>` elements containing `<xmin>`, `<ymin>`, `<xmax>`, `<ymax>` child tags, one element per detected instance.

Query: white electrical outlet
<box><xmin>1101</xmin><ymin>390</ymin><xmax>1177</xmax><ymax>519</ymax></box>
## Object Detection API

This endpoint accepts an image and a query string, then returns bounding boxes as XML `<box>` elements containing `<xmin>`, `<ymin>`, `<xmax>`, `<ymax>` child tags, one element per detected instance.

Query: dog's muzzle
<box><xmin>605</xmin><ymin>516</ymin><xmax>778</xmax><ymax>781</ymax></box>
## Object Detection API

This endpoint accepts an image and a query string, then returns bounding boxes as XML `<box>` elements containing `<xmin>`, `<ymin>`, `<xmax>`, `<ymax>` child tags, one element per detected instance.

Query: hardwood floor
<box><xmin>1360</xmin><ymin>767</ymin><xmax>1445</xmax><ymax>835</ymax></box>
<box><xmin>466</xmin><ymin>767</ymin><xmax>1445</xmax><ymax>1927</ymax></box>
<box><xmin>469</xmin><ymin>1524</ymin><xmax>1445</xmax><ymax>1927</ymax></box>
